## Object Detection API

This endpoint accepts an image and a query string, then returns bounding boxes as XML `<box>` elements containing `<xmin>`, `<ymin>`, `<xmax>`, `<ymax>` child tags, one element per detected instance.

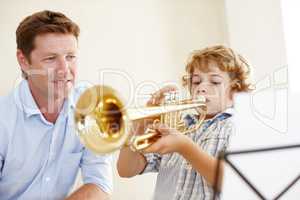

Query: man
<box><xmin>0</xmin><ymin>10</ymin><xmax>112</xmax><ymax>200</ymax></box>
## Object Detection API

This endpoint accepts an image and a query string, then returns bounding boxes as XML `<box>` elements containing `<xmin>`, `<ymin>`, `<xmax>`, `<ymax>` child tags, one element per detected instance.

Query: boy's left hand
<box><xmin>142</xmin><ymin>123</ymin><xmax>191</xmax><ymax>155</ymax></box>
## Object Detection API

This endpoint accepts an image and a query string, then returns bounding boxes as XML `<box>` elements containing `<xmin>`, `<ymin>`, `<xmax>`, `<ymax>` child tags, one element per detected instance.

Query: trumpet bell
<box><xmin>74</xmin><ymin>85</ymin><xmax>130</xmax><ymax>154</ymax></box>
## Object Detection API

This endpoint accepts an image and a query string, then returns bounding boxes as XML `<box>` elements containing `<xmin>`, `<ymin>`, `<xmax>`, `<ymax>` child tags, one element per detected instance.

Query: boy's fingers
<box><xmin>157</xmin><ymin>85</ymin><xmax>178</xmax><ymax>94</ymax></box>
<box><xmin>154</xmin><ymin>123</ymin><xmax>173</xmax><ymax>135</ymax></box>
<box><xmin>147</xmin><ymin>85</ymin><xmax>179</xmax><ymax>106</ymax></box>
<box><xmin>142</xmin><ymin>142</ymin><xmax>160</xmax><ymax>154</ymax></box>
<box><xmin>142</xmin><ymin>133</ymin><xmax>166</xmax><ymax>153</ymax></box>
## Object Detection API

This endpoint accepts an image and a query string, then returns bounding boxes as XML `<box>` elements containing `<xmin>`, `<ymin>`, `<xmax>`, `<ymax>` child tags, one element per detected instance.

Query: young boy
<box><xmin>117</xmin><ymin>45</ymin><xmax>253</xmax><ymax>200</ymax></box>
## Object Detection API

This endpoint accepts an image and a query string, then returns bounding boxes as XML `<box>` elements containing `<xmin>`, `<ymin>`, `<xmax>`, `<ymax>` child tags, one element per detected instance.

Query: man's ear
<box><xmin>16</xmin><ymin>49</ymin><xmax>30</xmax><ymax>73</ymax></box>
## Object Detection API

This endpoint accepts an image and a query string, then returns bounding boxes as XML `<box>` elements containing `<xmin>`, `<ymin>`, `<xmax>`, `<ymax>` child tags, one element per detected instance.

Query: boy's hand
<box><xmin>147</xmin><ymin>85</ymin><xmax>178</xmax><ymax>106</ymax></box>
<box><xmin>129</xmin><ymin>85</ymin><xmax>178</xmax><ymax>138</ymax></box>
<box><xmin>142</xmin><ymin>123</ymin><xmax>191</xmax><ymax>155</ymax></box>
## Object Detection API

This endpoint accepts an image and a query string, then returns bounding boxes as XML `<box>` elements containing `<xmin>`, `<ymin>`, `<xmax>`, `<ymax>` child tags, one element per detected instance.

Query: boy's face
<box><xmin>18</xmin><ymin>33</ymin><xmax>78</xmax><ymax>102</ymax></box>
<box><xmin>190</xmin><ymin>61</ymin><xmax>233</xmax><ymax>118</ymax></box>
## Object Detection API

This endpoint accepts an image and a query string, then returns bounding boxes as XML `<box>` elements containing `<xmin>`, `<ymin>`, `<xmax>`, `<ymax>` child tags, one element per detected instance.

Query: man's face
<box><xmin>190</xmin><ymin>61</ymin><xmax>233</xmax><ymax>118</ymax></box>
<box><xmin>22</xmin><ymin>33</ymin><xmax>78</xmax><ymax>101</ymax></box>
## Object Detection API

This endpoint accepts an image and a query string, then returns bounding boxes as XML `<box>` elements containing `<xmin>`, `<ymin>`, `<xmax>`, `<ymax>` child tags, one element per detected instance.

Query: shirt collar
<box><xmin>215</xmin><ymin>107</ymin><xmax>234</xmax><ymax>118</ymax></box>
<box><xmin>206</xmin><ymin>107</ymin><xmax>234</xmax><ymax>122</ymax></box>
<box><xmin>17</xmin><ymin>80</ymin><xmax>75</xmax><ymax>118</ymax></box>
<box><xmin>67</xmin><ymin>86</ymin><xmax>76</xmax><ymax>110</ymax></box>
<box><xmin>18</xmin><ymin>80</ymin><xmax>41</xmax><ymax>117</ymax></box>
<box><xmin>198</xmin><ymin>107</ymin><xmax>234</xmax><ymax>132</ymax></box>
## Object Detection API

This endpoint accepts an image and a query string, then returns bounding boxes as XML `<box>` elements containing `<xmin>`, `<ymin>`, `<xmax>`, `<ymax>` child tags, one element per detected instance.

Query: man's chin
<box><xmin>50</xmin><ymin>87</ymin><xmax>72</xmax><ymax>100</ymax></box>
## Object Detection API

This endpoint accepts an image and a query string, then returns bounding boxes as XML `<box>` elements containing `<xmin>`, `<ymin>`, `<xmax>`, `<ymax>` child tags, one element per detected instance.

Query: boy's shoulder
<box><xmin>198</xmin><ymin>108</ymin><xmax>235</xmax><ymax>139</ymax></box>
<box><xmin>205</xmin><ymin>107</ymin><xmax>234</xmax><ymax>126</ymax></box>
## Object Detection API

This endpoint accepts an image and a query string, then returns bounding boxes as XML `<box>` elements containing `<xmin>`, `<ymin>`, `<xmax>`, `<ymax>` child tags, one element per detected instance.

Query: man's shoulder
<box><xmin>0</xmin><ymin>90</ymin><xmax>19</xmax><ymax>116</ymax></box>
<box><xmin>0</xmin><ymin>80</ymin><xmax>27</xmax><ymax>113</ymax></box>
<box><xmin>0</xmin><ymin>91</ymin><xmax>19</xmax><ymax>138</ymax></box>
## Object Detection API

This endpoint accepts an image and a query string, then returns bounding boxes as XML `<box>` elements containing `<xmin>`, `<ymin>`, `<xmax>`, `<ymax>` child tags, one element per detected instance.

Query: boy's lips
<box><xmin>201</xmin><ymin>97</ymin><xmax>210</xmax><ymax>103</ymax></box>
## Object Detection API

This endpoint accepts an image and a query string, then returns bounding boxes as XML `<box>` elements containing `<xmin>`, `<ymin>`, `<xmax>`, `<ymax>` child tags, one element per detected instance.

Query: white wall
<box><xmin>0</xmin><ymin>1</ymin><xmax>227</xmax><ymax>199</ymax></box>
<box><xmin>224</xmin><ymin>0</ymin><xmax>287</xmax><ymax>81</ymax></box>
<box><xmin>223</xmin><ymin>0</ymin><xmax>290</xmax><ymax>146</ymax></box>
<box><xmin>222</xmin><ymin>0</ymin><xmax>300</xmax><ymax>199</ymax></box>
<box><xmin>281</xmin><ymin>0</ymin><xmax>300</xmax><ymax>95</ymax></box>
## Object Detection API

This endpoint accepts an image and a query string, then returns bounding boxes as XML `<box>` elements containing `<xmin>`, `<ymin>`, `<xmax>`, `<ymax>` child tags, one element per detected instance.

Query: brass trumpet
<box><xmin>74</xmin><ymin>85</ymin><xmax>206</xmax><ymax>154</ymax></box>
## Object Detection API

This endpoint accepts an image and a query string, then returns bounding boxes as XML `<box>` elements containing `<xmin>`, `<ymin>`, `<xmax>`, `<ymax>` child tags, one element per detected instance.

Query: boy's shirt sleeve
<box><xmin>140</xmin><ymin>153</ymin><xmax>162</xmax><ymax>174</ymax></box>
<box><xmin>199</xmin><ymin>117</ymin><xmax>234</xmax><ymax>157</ymax></box>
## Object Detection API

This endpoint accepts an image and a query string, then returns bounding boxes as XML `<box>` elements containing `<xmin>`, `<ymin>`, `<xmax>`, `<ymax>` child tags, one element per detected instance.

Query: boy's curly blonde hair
<box><xmin>182</xmin><ymin>45</ymin><xmax>254</xmax><ymax>92</ymax></box>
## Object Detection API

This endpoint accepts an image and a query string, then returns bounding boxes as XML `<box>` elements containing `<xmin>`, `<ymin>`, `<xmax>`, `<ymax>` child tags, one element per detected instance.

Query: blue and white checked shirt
<box><xmin>0</xmin><ymin>80</ymin><xmax>113</xmax><ymax>200</ymax></box>
<box><xmin>141</xmin><ymin>109</ymin><xmax>234</xmax><ymax>200</ymax></box>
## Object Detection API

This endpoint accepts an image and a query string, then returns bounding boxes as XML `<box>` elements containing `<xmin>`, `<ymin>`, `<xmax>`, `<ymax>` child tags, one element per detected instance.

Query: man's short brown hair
<box><xmin>16</xmin><ymin>10</ymin><xmax>80</xmax><ymax>60</ymax></box>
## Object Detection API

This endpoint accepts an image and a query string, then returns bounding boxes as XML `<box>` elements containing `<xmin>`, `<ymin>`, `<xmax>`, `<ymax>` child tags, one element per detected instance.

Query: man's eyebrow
<box><xmin>67</xmin><ymin>51</ymin><xmax>77</xmax><ymax>54</ymax></box>
<box><xmin>41</xmin><ymin>52</ymin><xmax>58</xmax><ymax>56</ymax></box>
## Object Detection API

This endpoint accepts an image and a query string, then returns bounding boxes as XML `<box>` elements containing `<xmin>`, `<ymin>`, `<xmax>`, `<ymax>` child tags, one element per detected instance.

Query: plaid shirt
<box><xmin>141</xmin><ymin>109</ymin><xmax>234</xmax><ymax>200</ymax></box>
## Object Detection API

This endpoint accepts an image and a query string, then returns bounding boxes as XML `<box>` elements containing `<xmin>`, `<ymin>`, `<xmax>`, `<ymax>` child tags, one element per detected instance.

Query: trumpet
<box><xmin>74</xmin><ymin>85</ymin><xmax>206</xmax><ymax>154</ymax></box>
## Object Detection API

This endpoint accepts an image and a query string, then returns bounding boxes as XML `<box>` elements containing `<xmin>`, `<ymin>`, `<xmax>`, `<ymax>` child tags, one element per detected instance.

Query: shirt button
<box><xmin>45</xmin><ymin>177</ymin><xmax>51</xmax><ymax>182</ymax></box>
<box><xmin>185</xmin><ymin>162</ymin><xmax>192</xmax><ymax>170</ymax></box>
<box><xmin>49</xmin><ymin>153</ymin><xmax>55</xmax><ymax>159</ymax></box>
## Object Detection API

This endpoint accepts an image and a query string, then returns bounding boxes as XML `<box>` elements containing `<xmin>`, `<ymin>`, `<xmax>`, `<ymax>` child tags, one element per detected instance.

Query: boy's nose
<box><xmin>200</xmin><ymin>89</ymin><xmax>207</xmax><ymax>94</ymax></box>
<box><xmin>198</xmin><ymin>85</ymin><xmax>208</xmax><ymax>94</ymax></box>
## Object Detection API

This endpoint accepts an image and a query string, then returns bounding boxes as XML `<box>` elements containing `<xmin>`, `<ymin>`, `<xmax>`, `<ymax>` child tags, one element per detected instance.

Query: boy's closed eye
<box><xmin>191</xmin><ymin>79</ymin><xmax>222</xmax><ymax>85</ymax></box>
<box><xmin>210</xmin><ymin>76</ymin><xmax>223</xmax><ymax>85</ymax></box>
<box><xmin>211</xmin><ymin>80</ymin><xmax>222</xmax><ymax>85</ymax></box>
<box><xmin>191</xmin><ymin>76</ymin><xmax>201</xmax><ymax>85</ymax></box>
<box><xmin>192</xmin><ymin>80</ymin><xmax>201</xmax><ymax>85</ymax></box>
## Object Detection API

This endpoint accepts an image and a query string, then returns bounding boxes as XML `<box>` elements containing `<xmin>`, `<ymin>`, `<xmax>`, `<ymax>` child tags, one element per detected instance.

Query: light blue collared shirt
<box><xmin>0</xmin><ymin>80</ymin><xmax>113</xmax><ymax>200</ymax></box>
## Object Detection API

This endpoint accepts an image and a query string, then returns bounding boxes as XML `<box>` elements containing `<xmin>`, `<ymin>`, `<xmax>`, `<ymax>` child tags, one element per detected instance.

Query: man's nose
<box><xmin>56</xmin><ymin>57</ymin><xmax>69</xmax><ymax>77</ymax></box>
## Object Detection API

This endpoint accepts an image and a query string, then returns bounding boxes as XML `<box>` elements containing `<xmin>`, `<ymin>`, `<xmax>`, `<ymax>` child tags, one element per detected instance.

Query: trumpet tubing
<box><xmin>74</xmin><ymin>85</ymin><xmax>206</xmax><ymax>154</ymax></box>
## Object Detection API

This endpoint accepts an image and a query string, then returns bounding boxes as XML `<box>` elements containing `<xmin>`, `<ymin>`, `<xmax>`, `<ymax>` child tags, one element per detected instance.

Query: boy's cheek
<box><xmin>206</xmin><ymin>100</ymin><xmax>222</xmax><ymax>112</ymax></box>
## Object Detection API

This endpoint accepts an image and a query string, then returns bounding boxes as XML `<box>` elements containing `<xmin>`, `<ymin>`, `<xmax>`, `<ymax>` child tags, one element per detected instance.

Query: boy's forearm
<box><xmin>117</xmin><ymin>147</ymin><xmax>147</xmax><ymax>177</ymax></box>
<box><xmin>179</xmin><ymin>138</ymin><xmax>224</xmax><ymax>190</ymax></box>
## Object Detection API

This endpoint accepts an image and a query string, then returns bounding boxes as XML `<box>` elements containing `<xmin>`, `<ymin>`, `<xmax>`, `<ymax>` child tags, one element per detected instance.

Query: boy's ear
<box><xmin>229</xmin><ymin>89</ymin><xmax>235</xmax><ymax>100</ymax></box>
<box><xmin>230</xmin><ymin>80</ymin><xmax>241</xmax><ymax>92</ymax></box>
<box><xmin>226</xmin><ymin>88</ymin><xmax>235</xmax><ymax>109</ymax></box>
<box><xmin>228</xmin><ymin>81</ymin><xmax>238</xmax><ymax>102</ymax></box>
<box><xmin>16</xmin><ymin>49</ymin><xmax>30</xmax><ymax>73</ymax></box>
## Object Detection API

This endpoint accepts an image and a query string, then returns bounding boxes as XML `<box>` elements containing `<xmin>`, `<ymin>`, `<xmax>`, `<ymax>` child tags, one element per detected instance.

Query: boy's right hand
<box><xmin>146</xmin><ymin>85</ymin><xmax>179</xmax><ymax>106</ymax></box>
<box><xmin>130</xmin><ymin>85</ymin><xmax>179</xmax><ymax>136</ymax></box>
<box><xmin>140</xmin><ymin>123</ymin><xmax>191</xmax><ymax>155</ymax></box>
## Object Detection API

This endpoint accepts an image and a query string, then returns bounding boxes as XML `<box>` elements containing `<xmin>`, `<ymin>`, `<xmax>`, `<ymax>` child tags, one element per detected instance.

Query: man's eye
<box><xmin>45</xmin><ymin>57</ymin><xmax>55</xmax><ymax>61</ymax></box>
<box><xmin>66</xmin><ymin>55</ymin><xmax>76</xmax><ymax>60</ymax></box>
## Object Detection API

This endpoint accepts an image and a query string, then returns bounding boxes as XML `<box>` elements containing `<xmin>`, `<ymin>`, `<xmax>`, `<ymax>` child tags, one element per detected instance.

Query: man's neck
<box><xmin>28</xmin><ymin>82</ymin><xmax>65</xmax><ymax>123</ymax></box>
